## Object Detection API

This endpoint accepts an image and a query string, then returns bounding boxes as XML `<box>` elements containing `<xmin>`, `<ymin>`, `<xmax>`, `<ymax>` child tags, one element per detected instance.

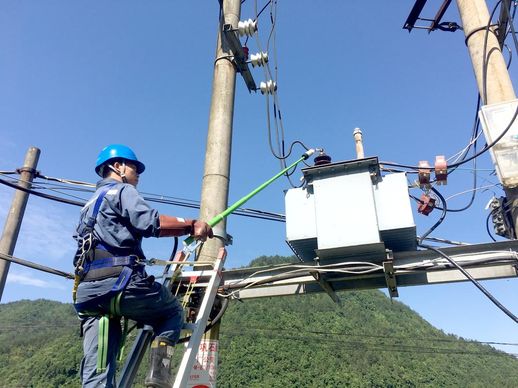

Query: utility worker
<box><xmin>73</xmin><ymin>144</ymin><xmax>213</xmax><ymax>388</ymax></box>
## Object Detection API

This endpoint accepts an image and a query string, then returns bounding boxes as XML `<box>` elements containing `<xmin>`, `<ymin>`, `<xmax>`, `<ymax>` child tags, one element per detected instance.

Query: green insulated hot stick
<box><xmin>183</xmin><ymin>149</ymin><xmax>315</xmax><ymax>247</ymax></box>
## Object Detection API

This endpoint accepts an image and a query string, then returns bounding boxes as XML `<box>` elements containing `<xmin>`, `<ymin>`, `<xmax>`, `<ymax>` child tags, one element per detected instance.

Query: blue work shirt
<box><xmin>75</xmin><ymin>178</ymin><xmax>160</xmax><ymax>257</ymax></box>
<box><xmin>74</xmin><ymin>178</ymin><xmax>161</xmax><ymax>304</ymax></box>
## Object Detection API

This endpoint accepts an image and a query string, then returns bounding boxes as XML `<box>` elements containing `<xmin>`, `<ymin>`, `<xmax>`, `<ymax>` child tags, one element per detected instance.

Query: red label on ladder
<box><xmin>187</xmin><ymin>339</ymin><xmax>219</xmax><ymax>388</ymax></box>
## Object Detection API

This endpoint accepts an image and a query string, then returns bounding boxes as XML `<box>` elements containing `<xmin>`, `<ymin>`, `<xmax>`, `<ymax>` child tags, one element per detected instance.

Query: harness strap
<box><xmin>97</xmin><ymin>316</ymin><xmax>110</xmax><ymax>373</ymax></box>
<box><xmin>117</xmin><ymin>317</ymin><xmax>129</xmax><ymax>363</ymax></box>
<box><xmin>88</xmin><ymin>256</ymin><xmax>137</xmax><ymax>270</ymax></box>
<box><xmin>86</xmin><ymin>184</ymin><xmax>116</xmax><ymax>229</ymax></box>
<box><xmin>73</xmin><ymin>183</ymin><xmax>116</xmax><ymax>302</ymax></box>
<box><xmin>89</xmin><ymin>269</ymin><xmax>132</xmax><ymax>373</ymax></box>
<box><xmin>82</xmin><ymin>255</ymin><xmax>140</xmax><ymax>282</ymax></box>
<box><xmin>74</xmin><ymin>266</ymin><xmax>134</xmax><ymax>314</ymax></box>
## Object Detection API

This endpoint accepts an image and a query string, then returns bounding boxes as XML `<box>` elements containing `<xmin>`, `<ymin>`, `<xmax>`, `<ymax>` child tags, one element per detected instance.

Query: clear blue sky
<box><xmin>1</xmin><ymin>1</ymin><xmax>517</xmax><ymax>355</ymax></box>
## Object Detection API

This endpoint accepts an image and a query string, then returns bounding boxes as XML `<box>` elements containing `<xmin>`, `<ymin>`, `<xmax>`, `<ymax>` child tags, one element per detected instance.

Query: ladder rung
<box><xmin>182</xmin><ymin>322</ymin><xmax>198</xmax><ymax>331</ymax></box>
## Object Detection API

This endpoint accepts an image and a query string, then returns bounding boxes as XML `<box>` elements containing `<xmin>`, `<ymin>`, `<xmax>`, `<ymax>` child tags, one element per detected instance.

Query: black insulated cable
<box><xmin>419</xmin><ymin>244</ymin><xmax>518</xmax><ymax>324</ymax></box>
<box><xmin>486</xmin><ymin>208</ymin><xmax>498</xmax><ymax>242</ymax></box>
<box><xmin>0</xmin><ymin>177</ymin><xmax>84</xmax><ymax>207</ymax></box>
<box><xmin>418</xmin><ymin>187</ymin><xmax>448</xmax><ymax>243</ymax></box>
<box><xmin>177</xmin><ymin>295</ymin><xmax>229</xmax><ymax>344</ymax></box>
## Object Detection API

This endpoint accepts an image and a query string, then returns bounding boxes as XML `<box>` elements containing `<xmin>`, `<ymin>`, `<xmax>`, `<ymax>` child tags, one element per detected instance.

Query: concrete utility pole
<box><xmin>456</xmin><ymin>0</ymin><xmax>518</xmax><ymax>238</ymax></box>
<box><xmin>0</xmin><ymin>146</ymin><xmax>40</xmax><ymax>301</ymax></box>
<box><xmin>197</xmin><ymin>0</ymin><xmax>241</xmax><ymax>378</ymax></box>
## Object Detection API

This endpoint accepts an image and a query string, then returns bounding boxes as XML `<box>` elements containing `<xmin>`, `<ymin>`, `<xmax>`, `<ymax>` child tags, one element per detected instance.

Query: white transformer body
<box><xmin>285</xmin><ymin>157</ymin><xmax>416</xmax><ymax>263</ymax></box>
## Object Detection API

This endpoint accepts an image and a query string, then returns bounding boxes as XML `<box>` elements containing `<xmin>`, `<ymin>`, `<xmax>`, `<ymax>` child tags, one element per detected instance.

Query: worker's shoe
<box><xmin>145</xmin><ymin>336</ymin><xmax>175</xmax><ymax>388</ymax></box>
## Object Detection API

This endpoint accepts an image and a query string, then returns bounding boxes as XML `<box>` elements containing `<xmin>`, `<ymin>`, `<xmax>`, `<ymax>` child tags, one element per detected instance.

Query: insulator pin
<box><xmin>250</xmin><ymin>52</ymin><xmax>268</xmax><ymax>67</ymax></box>
<box><xmin>259</xmin><ymin>80</ymin><xmax>277</xmax><ymax>95</ymax></box>
<box><xmin>238</xmin><ymin>19</ymin><xmax>257</xmax><ymax>37</ymax></box>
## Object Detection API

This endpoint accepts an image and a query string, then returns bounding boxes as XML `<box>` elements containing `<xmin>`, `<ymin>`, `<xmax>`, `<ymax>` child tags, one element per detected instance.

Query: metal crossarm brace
<box><xmin>310</xmin><ymin>257</ymin><xmax>340</xmax><ymax>303</ymax></box>
<box><xmin>222</xmin><ymin>24</ymin><xmax>257</xmax><ymax>92</ymax></box>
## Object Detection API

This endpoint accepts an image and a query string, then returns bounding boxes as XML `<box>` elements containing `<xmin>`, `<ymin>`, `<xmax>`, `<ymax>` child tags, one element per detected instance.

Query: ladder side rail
<box><xmin>173</xmin><ymin>250</ymin><xmax>226</xmax><ymax>388</ymax></box>
<box><xmin>117</xmin><ymin>325</ymin><xmax>154</xmax><ymax>387</ymax></box>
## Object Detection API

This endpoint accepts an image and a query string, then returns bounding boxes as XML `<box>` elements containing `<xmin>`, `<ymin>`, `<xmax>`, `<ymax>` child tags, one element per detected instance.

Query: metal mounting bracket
<box><xmin>311</xmin><ymin>257</ymin><xmax>340</xmax><ymax>304</ymax></box>
<box><xmin>222</xmin><ymin>24</ymin><xmax>257</xmax><ymax>92</ymax></box>
<box><xmin>383</xmin><ymin>250</ymin><xmax>399</xmax><ymax>298</ymax></box>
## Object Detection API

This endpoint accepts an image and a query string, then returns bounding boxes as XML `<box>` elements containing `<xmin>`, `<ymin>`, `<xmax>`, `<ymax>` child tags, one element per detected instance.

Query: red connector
<box><xmin>417</xmin><ymin>194</ymin><xmax>436</xmax><ymax>216</ymax></box>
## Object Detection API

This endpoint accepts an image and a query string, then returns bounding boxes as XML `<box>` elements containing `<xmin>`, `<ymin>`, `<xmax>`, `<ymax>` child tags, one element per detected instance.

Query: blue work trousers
<box><xmin>79</xmin><ymin>274</ymin><xmax>184</xmax><ymax>388</ymax></box>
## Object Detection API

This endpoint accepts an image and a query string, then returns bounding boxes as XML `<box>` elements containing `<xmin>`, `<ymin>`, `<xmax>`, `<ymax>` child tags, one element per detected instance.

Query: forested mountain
<box><xmin>1</xmin><ymin>256</ymin><xmax>518</xmax><ymax>387</ymax></box>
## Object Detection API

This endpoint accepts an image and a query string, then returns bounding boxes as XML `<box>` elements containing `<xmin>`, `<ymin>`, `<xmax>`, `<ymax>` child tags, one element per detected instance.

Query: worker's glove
<box><xmin>159</xmin><ymin>215</ymin><xmax>196</xmax><ymax>237</ymax></box>
<box><xmin>192</xmin><ymin>220</ymin><xmax>214</xmax><ymax>242</ymax></box>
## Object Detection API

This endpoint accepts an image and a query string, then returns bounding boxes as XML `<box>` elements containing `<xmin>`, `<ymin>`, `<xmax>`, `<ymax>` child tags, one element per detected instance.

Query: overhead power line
<box><xmin>221</xmin><ymin>323</ymin><xmax>518</xmax><ymax>347</ymax></box>
<box><xmin>0</xmin><ymin>173</ymin><xmax>287</xmax><ymax>222</ymax></box>
<box><xmin>220</xmin><ymin>330</ymin><xmax>518</xmax><ymax>357</ymax></box>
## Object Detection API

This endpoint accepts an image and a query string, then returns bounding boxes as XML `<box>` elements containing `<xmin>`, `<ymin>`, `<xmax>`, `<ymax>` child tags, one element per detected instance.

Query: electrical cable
<box><xmin>251</xmin><ymin>0</ymin><xmax>310</xmax><ymax>188</ymax></box>
<box><xmin>36</xmin><ymin>173</ymin><xmax>95</xmax><ymax>188</ymax></box>
<box><xmin>419</xmin><ymin>244</ymin><xmax>518</xmax><ymax>324</ymax></box>
<box><xmin>418</xmin><ymin>187</ymin><xmax>447</xmax><ymax>242</ymax></box>
<box><xmin>220</xmin><ymin>323</ymin><xmax>518</xmax><ymax>347</ymax></box>
<box><xmin>445</xmin><ymin>184</ymin><xmax>500</xmax><ymax>202</ymax></box>
<box><xmin>502</xmin><ymin>0</ymin><xmax>518</xmax><ymax>61</ymax></box>
<box><xmin>383</xmin><ymin>102</ymin><xmax>518</xmax><ymax>172</ymax></box>
<box><xmin>162</xmin><ymin>237</ymin><xmax>180</xmax><ymax>277</ymax></box>
<box><xmin>0</xmin><ymin>176</ymin><xmax>84</xmax><ymax>207</ymax></box>
<box><xmin>0</xmin><ymin>175</ymin><xmax>288</xmax><ymax>222</ymax></box>
<box><xmin>447</xmin><ymin>95</ymin><xmax>481</xmax><ymax>169</ymax></box>
<box><xmin>422</xmin><ymin>236</ymin><xmax>470</xmax><ymax>246</ymax></box>
<box><xmin>479</xmin><ymin>1</ymin><xmax>504</xmax><ymax>103</ymax></box>
<box><xmin>504</xmin><ymin>43</ymin><xmax>513</xmax><ymax>68</ymax></box>
<box><xmin>220</xmin><ymin>330</ymin><xmax>517</xmax><ymax>357</ymax></box>
<box><xmin>443</xmin><ymin>118</ymin><xmax>480</xmax><ymax>212</ymax></box>
<box><xmin>383</xmin><ymin>2</ymin><xmax>517</xmax><ymax>175</ymax></box>
<box><xmin>177</xmin><ymin>295</ymin><xmax>229</xmax><ymax>344</ymax></box>
<box><xmin>486</xmin><ymin>209</ymin><xmax>498</xmax><ymax>241</ymax></box>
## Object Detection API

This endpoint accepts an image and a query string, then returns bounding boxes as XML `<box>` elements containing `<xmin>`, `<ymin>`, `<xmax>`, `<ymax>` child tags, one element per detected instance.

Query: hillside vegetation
<box><xmin>1</xmin><ymin>256</ymin><xmax>517</xmax><ymax>387</ymax></box>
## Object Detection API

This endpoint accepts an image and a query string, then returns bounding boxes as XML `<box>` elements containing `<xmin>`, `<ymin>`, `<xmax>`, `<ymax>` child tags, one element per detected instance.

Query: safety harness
<box><xmin>72</xmin><ymin>183</ymin><xmax>139</xmax><ymax>373</ymax></box>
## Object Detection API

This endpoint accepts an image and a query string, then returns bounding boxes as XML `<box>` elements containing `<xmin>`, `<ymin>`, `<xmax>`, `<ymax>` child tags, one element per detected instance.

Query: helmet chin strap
<box><xmin>108</xmin><ymin>162</ymin><xmax>128</xmax><ymax>183</ymax></box>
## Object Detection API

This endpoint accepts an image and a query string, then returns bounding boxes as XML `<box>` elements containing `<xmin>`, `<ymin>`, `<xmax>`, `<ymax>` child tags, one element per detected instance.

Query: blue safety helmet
<box><xmin>95</xmin><ymin>144</ymin><xmax>146</xmax><ymax>177</ymax></box>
